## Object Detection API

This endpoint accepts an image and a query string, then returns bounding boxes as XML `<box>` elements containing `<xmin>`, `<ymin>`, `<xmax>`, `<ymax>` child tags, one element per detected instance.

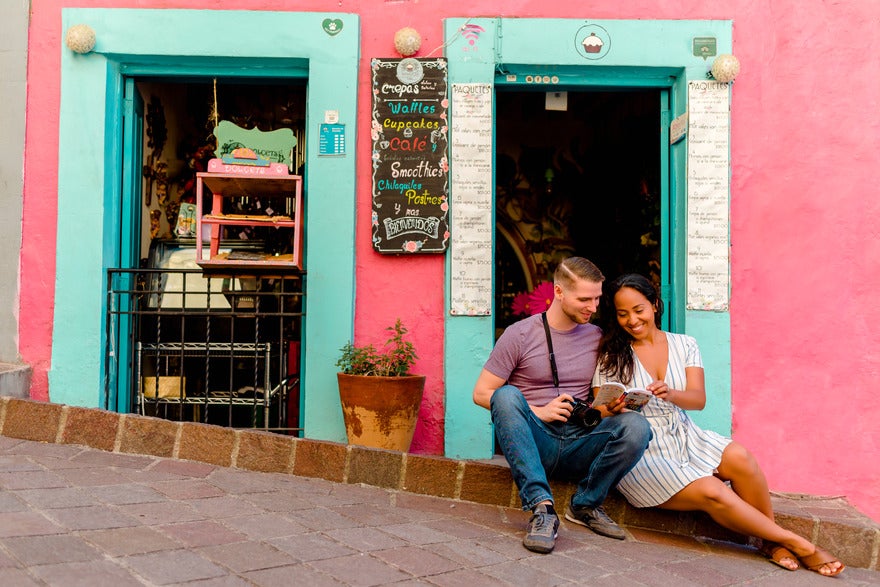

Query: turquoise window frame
<box><xmin>443</xmin><ymin>18</ymin><xmax>733</xmax><ymax>459</ymax></box>
<box><xmin>54</xmin><ymin>8</ymin><xmax>359</xmax><ymax>443</ymax></box>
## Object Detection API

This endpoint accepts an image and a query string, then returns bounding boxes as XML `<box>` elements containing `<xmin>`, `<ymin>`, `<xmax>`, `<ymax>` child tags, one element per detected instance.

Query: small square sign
<box><xmin>693</xmin><ymin>37</ymin><xmax>717</xmax><ymax>60</ymax></box>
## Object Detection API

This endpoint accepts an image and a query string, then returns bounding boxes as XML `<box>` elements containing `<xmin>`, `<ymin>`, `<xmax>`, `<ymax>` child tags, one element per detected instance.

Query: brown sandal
<box><xmin>760</xmin><ymin>542</ymin><xmax>798</xmax><ymax>571</ymax></box>
<box><xmin>797</xmin><ymin>546</ymin><xmax>845</xmax><ymax>577</ymax></box>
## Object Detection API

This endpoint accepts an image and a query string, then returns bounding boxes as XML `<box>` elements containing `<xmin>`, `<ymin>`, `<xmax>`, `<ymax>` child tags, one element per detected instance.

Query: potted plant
<box><xmin>336</xmin><ymin>319</ymin><xmax>425</xmax><ymax>452</ymax></box>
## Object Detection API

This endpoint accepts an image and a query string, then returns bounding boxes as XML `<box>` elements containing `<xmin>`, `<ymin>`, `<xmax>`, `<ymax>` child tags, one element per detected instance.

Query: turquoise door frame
<box><xmin>103</xmin><ymin>77</ymin><xmax>144</xmax><ymax>413</ymax></box>
<box><xmin>443</xmin><ymin>18</ymin><xmax>733</xmax><ymax>459</ymax></box>
<box><xmin>54</xmin><ymin>9</ymin><xmax>359</xmax><ymax>444</ymax></box>
<box><xmin>659</xmin><ymin>88</ymin><xmax>672</xmax><ymax>332</ymax></box>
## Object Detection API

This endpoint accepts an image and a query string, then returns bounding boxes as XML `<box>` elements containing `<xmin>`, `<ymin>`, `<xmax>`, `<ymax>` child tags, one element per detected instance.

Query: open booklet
<box><xmin>592</xmin><ymin>382</ymin><xmax>652</xmax><ymax>412</ymax></box>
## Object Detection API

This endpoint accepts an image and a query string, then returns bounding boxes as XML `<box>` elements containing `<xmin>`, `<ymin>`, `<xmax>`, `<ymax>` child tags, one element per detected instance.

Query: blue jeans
<box><xmin>490</xmin><ymin>385</ymin><xmax>652</xmax><ymax>511</ymax></box>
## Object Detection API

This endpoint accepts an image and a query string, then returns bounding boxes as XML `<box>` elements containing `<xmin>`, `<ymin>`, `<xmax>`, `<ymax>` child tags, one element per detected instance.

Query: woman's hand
<box><xmin>647</xmin><ymin>380</ymin><xmax>671</xmax><ymax>402</ymax></box>
<box><xmin>646</xmin><ymin>368</ymin><xmax>707</xmax><ymax>410</ymax></box>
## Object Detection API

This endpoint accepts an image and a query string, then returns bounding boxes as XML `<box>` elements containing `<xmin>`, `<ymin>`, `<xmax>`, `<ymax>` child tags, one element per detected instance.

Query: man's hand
<box><xmin>532</xmin><ymin>394</ymin><xmax>576</xmax><ymax>423</ymax></box>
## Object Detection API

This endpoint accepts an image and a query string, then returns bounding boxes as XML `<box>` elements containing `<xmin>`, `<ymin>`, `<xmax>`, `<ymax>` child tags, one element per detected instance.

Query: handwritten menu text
<box><xmin>686</xmin><ymin>80</ymin><xmax>730</xmax><ymax>311</ymax></box>
<box><xmin>371</xmin><ymin>58</ymin><xmax>449</xmax><ymax>253</ymax></box>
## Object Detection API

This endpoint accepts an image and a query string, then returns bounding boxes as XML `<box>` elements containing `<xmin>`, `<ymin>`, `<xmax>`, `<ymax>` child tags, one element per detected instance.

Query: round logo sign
<box><xmin>396</xmin><ymin>58</ymin><xmax>424</xmax><ymax>84</ymax></box>
<box><xmin>574</xmin><ymin>24</ymin><xmax>611</xmax><ymax>60</ymax></box>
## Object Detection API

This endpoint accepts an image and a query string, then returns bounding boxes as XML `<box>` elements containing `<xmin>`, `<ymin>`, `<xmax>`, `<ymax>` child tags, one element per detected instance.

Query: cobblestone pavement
<box><xmin>0</xmin><ymin>436</ymin><xmax>877</xmax><ymax>586</ymax></box>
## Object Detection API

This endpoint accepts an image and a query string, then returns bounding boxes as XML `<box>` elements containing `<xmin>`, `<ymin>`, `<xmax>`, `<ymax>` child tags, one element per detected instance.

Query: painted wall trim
<box><xmin>53</xmin><ymin>9</ymin><xmax>359</xmax><ymax>444</ymax></box>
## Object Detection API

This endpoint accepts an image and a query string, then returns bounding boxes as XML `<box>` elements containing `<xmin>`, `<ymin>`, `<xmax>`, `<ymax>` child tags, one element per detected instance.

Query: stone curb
<box><xmin>1</xmin><ymin>396</ymin><xmax>877</xmax><ymax>570</ymax></box>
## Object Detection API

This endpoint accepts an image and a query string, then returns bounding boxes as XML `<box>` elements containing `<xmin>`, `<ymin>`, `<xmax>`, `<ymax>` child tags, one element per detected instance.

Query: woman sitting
<box><xmin>594</xmin><ymin>273</ymin><xmax>844</xmax><ymax>577</ymax></box>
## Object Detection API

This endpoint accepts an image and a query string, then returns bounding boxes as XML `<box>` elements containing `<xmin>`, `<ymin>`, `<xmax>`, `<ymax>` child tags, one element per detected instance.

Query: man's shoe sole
<box><xmin>564</xmin><ymin>511</ymin><xmax>626</xmax><ymax>540</ymax></box>
<box><xmin>522</xmin><ymin>537</ymin><xmax>556</xmax><ymax>554</ymax></box>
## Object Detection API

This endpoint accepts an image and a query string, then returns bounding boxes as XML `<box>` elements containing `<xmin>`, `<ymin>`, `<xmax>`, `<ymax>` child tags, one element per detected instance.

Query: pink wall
<box><xmin>726</xmin><ymin>4</ymin><xmax>880</xmax><ymax>522</ymax></box>
<box><xmin>22</xmin><ymin>1</ymin><xmax>879</xmax><ymax>519</ymax></box>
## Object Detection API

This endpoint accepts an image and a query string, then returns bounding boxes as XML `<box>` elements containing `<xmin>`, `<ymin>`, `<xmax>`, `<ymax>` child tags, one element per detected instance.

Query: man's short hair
<box><xmin>554</xmin><ymin>257</ymin><xmax>604</xmax><ymax>288</ymax></box>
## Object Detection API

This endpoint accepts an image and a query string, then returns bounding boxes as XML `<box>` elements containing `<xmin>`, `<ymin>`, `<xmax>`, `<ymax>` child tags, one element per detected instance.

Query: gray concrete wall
<box><xmin>0</xmin><ymin>1</ymin><xmax>28</xmax><ymax>362</ymax></box>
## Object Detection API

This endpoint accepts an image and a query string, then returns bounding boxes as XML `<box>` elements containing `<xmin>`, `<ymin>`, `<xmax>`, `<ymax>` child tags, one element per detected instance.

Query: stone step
<box><xmin>0</xmin><ymin>363</ymin><xmax>30</xmax><ymax>398</ymax></box>
<box><xmin>0</xmin><ymin>395</ymin><xmax>877</xmax><ymax>570</ymax></box>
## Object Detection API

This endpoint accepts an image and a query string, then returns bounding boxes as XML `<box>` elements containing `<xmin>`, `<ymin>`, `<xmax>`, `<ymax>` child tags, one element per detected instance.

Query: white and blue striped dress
<box><xmin>593</xmin><ymin>332</ymin><xmax>732</xmax><ymax>508</ymax></box>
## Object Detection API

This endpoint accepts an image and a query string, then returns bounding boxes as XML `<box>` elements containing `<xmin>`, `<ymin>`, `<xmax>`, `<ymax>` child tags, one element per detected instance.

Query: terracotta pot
<box><xmin>336</xmin><ymin>373</ymin><xmax>425</xmax><ymax>452</ymax></box>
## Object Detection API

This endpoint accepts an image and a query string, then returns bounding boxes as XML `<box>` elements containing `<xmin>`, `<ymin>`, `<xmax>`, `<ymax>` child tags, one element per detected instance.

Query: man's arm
<box><xmin>473</xmin><ymin>369</ymin><xmax>577</xmax><ymax>423</ymax></box>
<box><xmin>472</xmin><ymin>368</ymin><xmax>507</xmax><ymax>410</ymax></box>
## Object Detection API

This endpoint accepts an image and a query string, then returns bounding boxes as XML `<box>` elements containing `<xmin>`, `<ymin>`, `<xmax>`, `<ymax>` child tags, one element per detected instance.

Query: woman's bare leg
<box><xmin>661</xmin><ymin>476</ymin><xmax>842</xmax><ymax>575</ymax></box>
<box><xmin>714</xmin><ymin>442</ymin><xmax>797</xmax><ymax>568</ymax></box>
<box><xmin>716</xmin><ymin>442</ymin><xmax>772</xmax><ymax>517</ymax></box>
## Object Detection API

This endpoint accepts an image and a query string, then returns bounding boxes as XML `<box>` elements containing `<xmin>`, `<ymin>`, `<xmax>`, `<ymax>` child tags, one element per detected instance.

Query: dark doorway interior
<box><xmin>135</xmin><ymin>78</ymin><xmax>307</xmax><ymax>259</ymax></box>
<box><xmin>494</xmin><ymin>89</ymin><xmax>662</xmax><ymax>334</ymax></box>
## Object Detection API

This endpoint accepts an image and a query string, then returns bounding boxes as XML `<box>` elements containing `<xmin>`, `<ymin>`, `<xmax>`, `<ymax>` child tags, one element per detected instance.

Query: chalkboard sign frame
<box><xmin>370</xmin><ymin>58</ymin><xmax>449</xmax><ymax>254</ymax></box>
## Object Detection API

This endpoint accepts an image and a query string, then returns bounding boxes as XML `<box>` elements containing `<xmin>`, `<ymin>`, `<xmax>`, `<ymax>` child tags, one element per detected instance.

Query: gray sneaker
<box><xmin>564</xmin><ymin>502</ymin><xmax>626</xmax><ymax>540</ymax></box>
<box><xmin>522</xmin><ymin>503</ymin><xmax>559</xmax><ymax>553</ymax></box>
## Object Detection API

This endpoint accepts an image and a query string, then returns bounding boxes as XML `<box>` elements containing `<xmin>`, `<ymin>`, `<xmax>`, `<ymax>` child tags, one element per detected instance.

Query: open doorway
<box><xmin>107</xmin><ymin>77</ymin><xmax>308</xmax><ymax>431</ymax></box>
<box><xmin>494</xmin><ymin>88</ymin><xmax>662</xmax><ymax>335</ymax></box>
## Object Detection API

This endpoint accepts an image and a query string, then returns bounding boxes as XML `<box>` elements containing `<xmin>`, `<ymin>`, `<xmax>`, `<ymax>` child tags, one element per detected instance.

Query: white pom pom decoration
<box><xmin>394</xmin><ymin>27</ymin><xmax>422</xmax><ymax>57</ymax></box>
<box><xmin>711</xmin><ymin>54</ymin><xmax>740</xmax><ymax>83</ymax></box>
<box><xmin>66</xmin><ymin>24</ymin><xmax>96</xmax><ymax>54</ymax></box>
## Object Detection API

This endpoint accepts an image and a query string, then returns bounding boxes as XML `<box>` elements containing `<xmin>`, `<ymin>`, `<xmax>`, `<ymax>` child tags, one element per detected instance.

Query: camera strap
<box><xmin>541</xmin><ymin>312</ymin><xmax>559</xmax><ymax>389</ymax></box>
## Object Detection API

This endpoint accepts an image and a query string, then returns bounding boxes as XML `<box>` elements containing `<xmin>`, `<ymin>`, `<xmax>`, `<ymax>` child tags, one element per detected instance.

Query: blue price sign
<box><xmin>319</xmin><ymin>124</ymin><xmax>345</xmax><ymax>156</ymax></box>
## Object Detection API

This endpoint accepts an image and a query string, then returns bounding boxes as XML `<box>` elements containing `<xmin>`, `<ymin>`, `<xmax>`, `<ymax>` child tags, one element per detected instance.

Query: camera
<box><xmin>565</xmin><ymin>398</ymin><xmax>602</xmax><ymax>431</ymax></box>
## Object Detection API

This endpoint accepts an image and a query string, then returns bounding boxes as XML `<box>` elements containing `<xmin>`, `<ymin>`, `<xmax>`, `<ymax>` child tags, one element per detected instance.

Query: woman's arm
<box><xmin>646</xmin><ymin>366</ymin><xmax>707</xmax><ymax>410</ymax></box>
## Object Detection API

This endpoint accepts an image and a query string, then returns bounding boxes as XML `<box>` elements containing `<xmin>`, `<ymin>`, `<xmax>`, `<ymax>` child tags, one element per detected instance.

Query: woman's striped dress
<box><xmin>593</xmin><ymin>332</ymin><xmax>732</xmax><ymax>508</ymax></box>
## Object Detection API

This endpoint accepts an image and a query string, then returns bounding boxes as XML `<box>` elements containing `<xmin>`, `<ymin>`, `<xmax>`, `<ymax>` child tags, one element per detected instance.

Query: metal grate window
<box><xmin>105</xmin><ymin>267</ymin><xmax>304</xmax><ymax>434</ymax></box>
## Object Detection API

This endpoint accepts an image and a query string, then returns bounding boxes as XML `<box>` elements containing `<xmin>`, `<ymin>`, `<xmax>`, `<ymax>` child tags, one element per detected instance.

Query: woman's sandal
<box><xmin>797</xmin><ymin>546</ymin><xmax>845</xmax><ymax>577</ymax></box>
<box><xmin>760</xmin><ymin>542</ymin><xmax>799</xmax><ymax>571</ymax></box>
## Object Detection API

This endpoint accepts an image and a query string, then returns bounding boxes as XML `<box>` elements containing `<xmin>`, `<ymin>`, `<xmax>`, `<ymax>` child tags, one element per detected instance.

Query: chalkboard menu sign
<box><xmin>371</xmin><ymin>58</ymin><xmax>449</xmax><ymax>253</ymax></box>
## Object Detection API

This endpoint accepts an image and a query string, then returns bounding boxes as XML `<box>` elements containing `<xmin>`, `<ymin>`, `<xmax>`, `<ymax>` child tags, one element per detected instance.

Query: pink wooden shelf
<box><xmin>202</xmin><ymin>215</ymin><xmax>297</xmax><ymax>227</ymax></box>
<box><xmin>195</xmin><ymin>166</ymin><xmax>303</xmax><ymax>271</ymax></box>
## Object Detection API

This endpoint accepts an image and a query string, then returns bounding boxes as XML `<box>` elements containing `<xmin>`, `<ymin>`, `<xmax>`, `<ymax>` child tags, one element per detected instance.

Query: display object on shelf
<box><xmin>142</xmin><ymin>376</ymin><xmax>186</xmax><ymax>399</ymax></box>
<box><xmin>195</xmin><ymin>158</ymin><xmax>303</xmax><ymax>270</ymax></box>
<box><xmin>137</xmin><ymin>342</ymin><xmax>274</xmax><ymax>425</ymax></box>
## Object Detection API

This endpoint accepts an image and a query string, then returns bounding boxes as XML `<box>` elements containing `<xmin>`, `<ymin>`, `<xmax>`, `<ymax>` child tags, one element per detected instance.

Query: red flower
<box><xmin>511</xmin><ymin>291</ymin><xmax>531</xmax><ymax>316</ymax></box>
<box><xmin>527</xmin><ymin>281</ymin><xmax>555</xmax><ymax>315</ymax></box>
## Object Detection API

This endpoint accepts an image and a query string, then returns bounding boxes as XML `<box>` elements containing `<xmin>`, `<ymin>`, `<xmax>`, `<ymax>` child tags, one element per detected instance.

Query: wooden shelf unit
<box><xmin>195</xmin><ymin>169</ymin><xmax>303</xmax><ymax>270</ymax></box>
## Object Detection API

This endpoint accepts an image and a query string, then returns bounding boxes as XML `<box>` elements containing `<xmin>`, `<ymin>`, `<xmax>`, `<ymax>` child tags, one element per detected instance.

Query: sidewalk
<box><xmin>1</xmin><ymin>437</ymin><xmax>879</xmax><ymax>586</ymax></box>
<box><xmin>1</xmin><ymin>397</ymin><xmax>878</xmax><ymax>585</ymax></box>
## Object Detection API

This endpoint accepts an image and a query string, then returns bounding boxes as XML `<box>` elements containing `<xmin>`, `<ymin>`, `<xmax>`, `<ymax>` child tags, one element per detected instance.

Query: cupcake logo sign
<box><xmin>574</xmin><ymin>24</ymin><xmax>611</xmax><ymax>60</ymax></box>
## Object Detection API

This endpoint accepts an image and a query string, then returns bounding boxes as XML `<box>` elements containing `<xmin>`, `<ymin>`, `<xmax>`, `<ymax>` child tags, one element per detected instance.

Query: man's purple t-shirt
<box><xmin>483</xmin><ymin>313</ymin><xmax>602</xmax><ymax>406</ymax></box>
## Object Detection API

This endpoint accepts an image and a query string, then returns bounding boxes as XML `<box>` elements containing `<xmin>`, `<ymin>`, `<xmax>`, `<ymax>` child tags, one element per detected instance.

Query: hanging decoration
<box><xmin>143</xmin><ymin>95</ymin><xmax>168</xmax><ymax>208</ymax></box>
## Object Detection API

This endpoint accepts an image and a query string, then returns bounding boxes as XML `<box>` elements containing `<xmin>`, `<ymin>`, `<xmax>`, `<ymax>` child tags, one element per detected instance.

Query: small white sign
<box><xmin>670</xmin><ymin>111</ymin><xmax>688</xmax><ymax>144</ymax></box>
<box><xmin>324</xmin><ymin>110</ymin><xmax>339</xmax><ymax>124</ymax></box>
<box><xmin>545</xmin><ymin>91</ymin><xmax>568</xmax><ymax>111</ymax></box>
